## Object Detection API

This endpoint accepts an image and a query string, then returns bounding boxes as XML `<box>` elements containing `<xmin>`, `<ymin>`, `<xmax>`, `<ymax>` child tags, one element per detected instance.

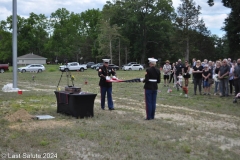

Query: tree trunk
<box><xmin>186</xmin><ymin>36</ymin><xmax>189</xmax><ymax>61</ymax></box>
<box><xmin>110</xmin><ymin>39</ymin><xmax>112</xmax><ymax>63</ymax></box>
<box><xmin>125</xmin><ymin>47</ymin><xmax>128</xmax><ymax>64</ymax></box>
<box><xmin>141</xmin><ymin>27</ymin><xmax>147</xmax><ymax>64</ymax></box>
<box><xmin>119</xmin><ymin>38</ymin><xmax>120</xmax><ymax>66</ymax></box>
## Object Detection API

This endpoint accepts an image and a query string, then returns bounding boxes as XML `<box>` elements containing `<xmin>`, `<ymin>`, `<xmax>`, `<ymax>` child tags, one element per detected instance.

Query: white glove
<box><xmin>112</xmin><ymin>76</ymin><xmax>117</xmax><ymax>80</ymax></box>
<box><xmin>140</xmin><ymin>78</ymin><xmax>144</xmax><ymax>82</ymax></box>
<box><xmin>106</xmin><ymin>76</ymin><xmax>110</xmax><ymax>80</ymax></box>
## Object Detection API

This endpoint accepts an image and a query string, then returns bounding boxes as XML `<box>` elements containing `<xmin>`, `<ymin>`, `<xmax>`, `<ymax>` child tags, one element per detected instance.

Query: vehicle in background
<box><xmin>96</xmin><ymin>64</ymin><xmax>119</xmax><ymax>71</ymax></box>
<box><xmin>121</xmin><ymin>62</ymin><xmax>137</xmax><ymax>69</ymax></box>
<box><xmin>0</xmin><ymin>64</ymin><xmax>9</xmax><ymax>73</ymax></box>
<box><xmin>141</xmin><ymin>64</ymin><xmax>146</xmax><ymax>69</ymax></box>
<box><xmin>122</xmin><ymin>64</ymin><xmax>144</xmax><ymax>71</ymax></box>
<box><xmin>91</xmin><ymin>63</ymin><xmax>103</xmax><ymax>69</ymax></box>
<box><xmin>18</xmin><ymin>64</ymin><xmax>45</xmax><ymax>73</ymax></box>
<box><xmin>86</xmin><ymin>62</ymin><xmax>95</xmax><ymax>68</ymax></box>
<box><xmin>59</xmin><ymin>62</ymin><xmax>87</xmax><ymax>72</ymax></box>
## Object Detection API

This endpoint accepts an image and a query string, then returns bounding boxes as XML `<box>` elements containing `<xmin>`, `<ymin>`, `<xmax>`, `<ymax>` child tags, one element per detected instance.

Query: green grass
<box><xmin>0</xmin><ymin>66</ymin><xmax>240</xmax><ymax>160</ymax></box>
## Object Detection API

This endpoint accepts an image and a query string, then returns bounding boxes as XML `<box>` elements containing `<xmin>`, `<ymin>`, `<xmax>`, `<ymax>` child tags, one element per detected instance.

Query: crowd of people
<box><xmin>162</xmin><ymin>58</ymin><xmax>240</xmax><ymax>98</ymax></box>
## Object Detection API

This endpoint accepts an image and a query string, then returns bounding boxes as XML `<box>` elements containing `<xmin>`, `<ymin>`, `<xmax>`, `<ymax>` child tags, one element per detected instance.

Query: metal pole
<box><xmin>118</xmin><ymin>38</ymin><xmax>120</xmax><ymax>67</ymax></box>
<box><xmin>12</xmin><ymin>0</ymin><xmax>18</xmax><ymax>89</ymax></box>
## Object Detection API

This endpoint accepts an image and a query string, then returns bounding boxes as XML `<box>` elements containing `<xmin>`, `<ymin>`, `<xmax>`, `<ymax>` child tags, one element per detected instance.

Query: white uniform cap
<box><xmin>102</xmin><ymin>59</ymin><xmax>110</xmax><ymax>63</ymax></box>
<box><xmin>148</xmin><ymin>58</ymin><xmax>158</xmax><ymax>63</ymax></box>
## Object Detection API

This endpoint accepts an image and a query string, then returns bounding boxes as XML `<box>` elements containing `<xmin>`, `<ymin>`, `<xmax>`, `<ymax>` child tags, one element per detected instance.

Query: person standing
<box><xmin>233</xmin><ymin>59</ymin><xmax>240</xmax><ymax>97</ymax></box>
<box><xmin>213</xmin><ymin>61</ymin><xmax>221</xmax><ymax>95</ymax></box>
<box><xmin>143</xmin><ymin>58</ymin><xmax>161</xmax><ymax>120</ymax></box>
<box><xmin>175</xmin><ymin>59</ymin><xmax>184</xmax><ymax>90</ymax></box>
<box><xmin>183</xmin><ymin>60</ymin><xmax>190</xmax><ymax>87</ymax></box>
<box><xmin>202</xmin><ymin>64</ymin><xmax>211</xmax><ymax>95</ymax></box>
<box><xmin>98</xmin><ymin>59</ymin><xmax>116</xmax><ymax>110</ymax></box>
<box><xmin>192</xmin><ymin>58</ymin><xmax>196</xmax><ymax>83</ymax></box>
<box><xmin>169</xmin><ymin>62</ymin><xmax>175</xmax><ymax>84</ymax></box>
<box><xmin>192</xmin><ymin>60</ymin><xmax>203</xmax><ymax>95</ymax></box>
<box><xmin>163</xmin><ymin>60</ymin><xmax>171</xmax><ymax>87</ymax></box>
<box><xmin>218</xmin><ymin>59</ymin><xmax>230</xmax><ymax>97</ymax></box>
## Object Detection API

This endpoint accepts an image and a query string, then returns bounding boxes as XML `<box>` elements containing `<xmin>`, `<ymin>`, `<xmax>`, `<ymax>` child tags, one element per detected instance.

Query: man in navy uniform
<box><xmin>143</xmin><ymin>58</ymin><xmax>161</xmax><ymax>120</ymax></box>
<box><xmin>98</xmin><ymin>59</ymin><xmax>116</xmax><ymax>110</ymax></box>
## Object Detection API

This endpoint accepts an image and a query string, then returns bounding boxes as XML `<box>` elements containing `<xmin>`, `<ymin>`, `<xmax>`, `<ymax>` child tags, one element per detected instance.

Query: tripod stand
<box><xmin>56</xmin><ymin>69</ymin><xmax>74</xmax><ymax>91</ymax></box>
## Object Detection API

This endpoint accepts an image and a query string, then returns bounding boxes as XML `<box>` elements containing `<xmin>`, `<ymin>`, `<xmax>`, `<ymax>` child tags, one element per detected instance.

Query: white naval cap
<box><xmin>102</xmin><ymin>59</ymin><xmax>111</xmax><ymax>63</ymax></box>
<box><xmin>148</xmin><ymin>58</ymin><xmax>158</xmax><ymax>63</ymax></box>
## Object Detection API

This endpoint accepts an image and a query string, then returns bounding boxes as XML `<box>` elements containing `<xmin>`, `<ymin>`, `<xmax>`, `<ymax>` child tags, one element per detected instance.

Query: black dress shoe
<box><xmin>109</xmin><ymin>108</ymin><xmax>115</xmax><ymax>110</ymax></box>
<box><xmin>145</xmin><ymin>118</ymin><xmax>150</xmax><ymax>120</ymax></box>
<box><xmin>101</xmin><ymin>108</ymin><xmax>105</xmax><ymax>110</ymax></box>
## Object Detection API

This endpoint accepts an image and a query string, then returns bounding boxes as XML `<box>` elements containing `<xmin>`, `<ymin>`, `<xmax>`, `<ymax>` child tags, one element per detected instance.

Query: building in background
<box><xmin>17</xmin><ymin>53</ymin><xmax>47</xmax><ymax>65</ymax></box>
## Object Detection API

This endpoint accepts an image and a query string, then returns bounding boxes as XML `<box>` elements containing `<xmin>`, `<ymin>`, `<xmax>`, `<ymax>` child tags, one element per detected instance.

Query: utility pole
<box><xmin>118</xmin><ymin>38</ymin><xmax>120</xmax><ymax>67</ymax></box>
<box><xmin>12</xmin><ymin>0</ymin><xmax>18</xmax><ymax>89</ymax></box>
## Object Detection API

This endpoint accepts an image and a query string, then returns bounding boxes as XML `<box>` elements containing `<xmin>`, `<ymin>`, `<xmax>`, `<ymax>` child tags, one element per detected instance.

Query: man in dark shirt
<box><xmin>218</xmin><ymin>59</ymin><xmax>230</xmax><ymax>97</ymax></box>
<box><xmin>98</xmin><ymin>59</ymin><xmax>116</xmax><ymax>110</ymax></box>
<box><xmin>233</xmin><ymin>59</ymin><xmax>240</xmax><ymax>98</ymax></box>
<box><xmin>175</xmin><ymin>59</ymin><xmax>184</xmax><ymax>90</ymax></box>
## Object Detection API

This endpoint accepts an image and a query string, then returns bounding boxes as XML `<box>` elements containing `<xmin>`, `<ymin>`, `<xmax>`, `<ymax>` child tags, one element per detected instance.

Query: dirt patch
<box><xmin>9</xmin><ymin>120</ymin><xmax>73</xmax><ymax>132</ymax></box>
<box><xmin>4</xmin><ymin>109</ymin><xmax>33</xmax><ymax>122</ymax></box>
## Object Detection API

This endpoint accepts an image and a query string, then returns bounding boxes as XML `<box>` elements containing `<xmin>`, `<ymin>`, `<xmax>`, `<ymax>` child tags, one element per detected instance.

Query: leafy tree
<box><xmin>176</xmin><ymin>0</ymin><xmax>209</xmax><ymax>61</ymax></box>
<box><xmin>0</xmin><ymin>28</ymin><xmax>12</xmax><ymax>63</ymax></box>
<box><xmin>80</xmin><ymin>9</ymin><xmax>102</xmax><ymax>62</ymax></box>
<box><xmin>102</xmin><ymin>0</ymin><xmax>175</xmax><ymax>64</ymax></box>
<box><xmin>97</xmin><ymin>19</ymin><xmax>121</xmax><ymax>64</ymax></box>
<box><xmin>207</xmin><ymin>0</ymin><xmax>240</xmax><ymax>59</ymax></box>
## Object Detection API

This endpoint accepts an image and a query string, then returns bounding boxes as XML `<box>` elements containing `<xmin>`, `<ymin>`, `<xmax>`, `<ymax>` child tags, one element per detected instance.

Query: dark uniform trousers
<box><xmin>144</xmin><ymin>67</ymin><xmax>161</xmax><ymax>120</ymax></box>
<box><xmin>100</xmin><ymin>86</ymin><xmax>113</xmax><ymax>109</ymax></box>
<box><xmin>145</xmin><ymin>89</ymin><xmax>157</xmax><ymax>119</ymax></box>
<box><xmin>98</xmin><ymin>66</ymin><xmax>116</xmax><ymax>109</ymax></box>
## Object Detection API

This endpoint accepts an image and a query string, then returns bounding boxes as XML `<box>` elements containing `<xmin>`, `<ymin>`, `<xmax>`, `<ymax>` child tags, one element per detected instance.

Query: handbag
<box><xmin>209</xmin><ymin>78</ymin><xmax>214</xmax><ymax>84</ymax></box>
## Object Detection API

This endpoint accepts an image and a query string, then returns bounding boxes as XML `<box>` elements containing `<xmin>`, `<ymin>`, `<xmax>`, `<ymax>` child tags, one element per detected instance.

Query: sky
<box><xmin>0</xmin><ymin>0</ymin><xmax>231</xmax><ymax>37</ymax></box>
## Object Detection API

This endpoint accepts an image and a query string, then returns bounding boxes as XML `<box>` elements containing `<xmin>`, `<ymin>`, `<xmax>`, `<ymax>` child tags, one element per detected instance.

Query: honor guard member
<box><xmin>143</xmin><ymin>58</ymin><xmax>161</xmax><ymax>120</ymax></box>
<box><xmin>98</xmin><ymin>59</ymin><xmax>116</xmax><ymax>110</ymax></box>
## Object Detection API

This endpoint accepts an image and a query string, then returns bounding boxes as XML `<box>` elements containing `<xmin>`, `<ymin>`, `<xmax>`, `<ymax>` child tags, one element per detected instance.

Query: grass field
<box><xmin>0</xmin><ymin>65</ymin><xmax>240</xmax><ymax>160</ymax></box>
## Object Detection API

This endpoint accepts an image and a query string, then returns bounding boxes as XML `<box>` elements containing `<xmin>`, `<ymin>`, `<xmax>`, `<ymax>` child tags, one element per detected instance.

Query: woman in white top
<box><xmin>163</xmin><ymin>60</ymin><xmax>172</xmax><ymax>87</ymax></box>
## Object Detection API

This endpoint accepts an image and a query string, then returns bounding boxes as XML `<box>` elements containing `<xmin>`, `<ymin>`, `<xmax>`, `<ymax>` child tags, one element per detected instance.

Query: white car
<box><xmin>18</xmin><ymin>64</ymin><xmax>45</xmax><ymax>73</ymax></box>
<box><xmin>59</xmin><ymin>62</ymin><xmax>87</xmax><ymax>72</ymax></box>
<box><xmin>122</xmin><ymin>64</ymin><xmax>144</xmax><ymax>71</ymax></box>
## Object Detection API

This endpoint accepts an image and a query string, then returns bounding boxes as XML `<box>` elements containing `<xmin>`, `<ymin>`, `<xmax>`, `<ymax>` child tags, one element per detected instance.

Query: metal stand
<box><xmin>56</xmin><ymin>68</ymin><xmax>74</xmax><ymax>90</ymax></box>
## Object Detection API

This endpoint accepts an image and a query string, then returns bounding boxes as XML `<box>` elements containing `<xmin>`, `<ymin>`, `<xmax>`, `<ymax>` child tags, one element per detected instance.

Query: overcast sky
<box><xmin>0</xmin><ymin>0</ymin><xmax>231</xmax><ymax>37</ymax></box>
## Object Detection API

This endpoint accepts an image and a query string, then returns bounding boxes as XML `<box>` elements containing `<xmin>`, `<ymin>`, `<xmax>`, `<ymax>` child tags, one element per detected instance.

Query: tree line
<box><xmin>0</xmin><ymin>0</ymin><xmax>238</xmax><ymax>66</ymax></box>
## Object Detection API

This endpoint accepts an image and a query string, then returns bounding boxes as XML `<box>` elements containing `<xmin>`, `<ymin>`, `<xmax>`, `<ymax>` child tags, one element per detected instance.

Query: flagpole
<box><xmin>12</xmin><ymin>0</ymin><xmax>18</xmax><ymax>88</ymax></box>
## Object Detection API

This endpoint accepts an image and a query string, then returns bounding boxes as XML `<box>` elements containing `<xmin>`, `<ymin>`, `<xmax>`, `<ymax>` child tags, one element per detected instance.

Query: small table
<box><xmin>54</xmin><ymin>91</ymin><xmax>97</xmax><ymax>118</ymax></box>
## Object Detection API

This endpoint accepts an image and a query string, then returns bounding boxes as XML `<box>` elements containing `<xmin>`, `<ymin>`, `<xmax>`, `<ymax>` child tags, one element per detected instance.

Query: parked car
<box><xmin>122</xmin><ymin>64</ymin><xmax>144</xmax><ymax>71</ymax></box>
<box><xmin>121</xmin><ymin>62</ymin><xmax>137</xmax><ymax>69</ymax></box>
<box><xmin>86</xmin><ymin>62</ymin><xmax>95</xmax><ymax>68</ymax></box>
<box><xmin>0</xmin><ymin>64</ymin><xmax>9</xmax><ymax>73</ymax></box>
<box><xmin>91</xmin><ymin>63</ymin><xmax>103</xmax><ymax>69</ymax></box>
<box><xmin>59</xmin><ymin>62</ymin><xmax>87</xmax><ymax>72</ymax></box>
<box><xmin>109</xmin><ymin>64</ymin><xmax>119</xmax><ymax>70</ymax></box>
<box><xmin>96</xmin><ymin>64</ymin><xmax>119</xmax><ymax>70</ymax></box>
<box><xmin>18</xmin><ymin>64</ymin><xmax>45</xmax><ymax>73</ymax></box>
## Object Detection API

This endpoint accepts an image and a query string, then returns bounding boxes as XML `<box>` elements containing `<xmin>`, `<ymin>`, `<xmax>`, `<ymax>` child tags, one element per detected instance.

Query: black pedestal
<box><xmin>54</xmin><ymin>91</ymin><xmax>97</xmax><ymax>118</ymax></box>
